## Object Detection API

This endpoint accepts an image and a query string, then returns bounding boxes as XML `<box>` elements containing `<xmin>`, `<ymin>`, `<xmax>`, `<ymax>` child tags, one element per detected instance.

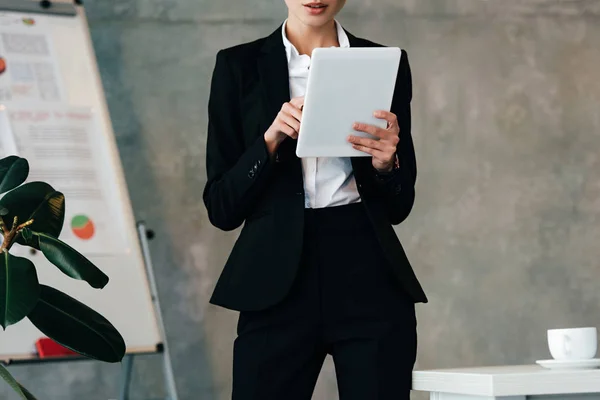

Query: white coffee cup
<box><xmin>547</xmin><ymin>327</ymin><xmax>598</xmax><ymax>360</ymax></box>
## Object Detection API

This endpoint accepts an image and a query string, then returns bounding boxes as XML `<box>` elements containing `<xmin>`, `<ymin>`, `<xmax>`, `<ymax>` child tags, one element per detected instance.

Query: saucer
<box><xmin>536</xmin><ymin>358</ymin><xmax>600</xmax><ymax>370</ymax></box>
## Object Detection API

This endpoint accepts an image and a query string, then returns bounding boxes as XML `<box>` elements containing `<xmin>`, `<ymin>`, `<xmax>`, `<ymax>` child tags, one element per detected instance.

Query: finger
<box><xmin>351</xmin><ymin>144</ymin><xmax>386</xmax><ymax>159</ymax></box>
<box><xmin>276</xmin><ymin>120</ymin><xmax>298</xmax><ymax>139</ymax></box>
<box><xmin>349</xmin><ymin>136</ymin><xmax>398</xmax><ymax>162</ymax></box>
<box><xmin>353</xmin><ymin>123</ymin><xmax>399</xmax><ymax>145</ymax></box>
<box><xmin>278</xmin><ymin>111</ymin><xmax>301</xmax><ymax>133</ymax></box>
<box><xmin>373</xmin><ymin>110</ymin><xmax>398</xmax><ymax>128</ymax></box>
<box><xmin>353</xmin><ymin>122</ymin><xmax>387</xmax><ymax>138</ymax></box>
<box><xmin>282</xmin><ymin>103</ymin><xmax>303</xmax><ymax>123</ymax></box>
<box><xmin>289</xmin><ymin>96</ymin><xmax>305</xmax><ymax>110</ymax></box>
<box><xmin>347</xmin><ymin>135</ymin><xmax>385</xmax><ymax>151</ymax></box>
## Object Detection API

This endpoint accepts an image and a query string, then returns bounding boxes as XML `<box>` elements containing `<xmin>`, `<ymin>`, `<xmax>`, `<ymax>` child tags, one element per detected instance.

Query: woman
<box><xmin>203</xmin><ymin>1</ymin><xmax>428</xmax><ymax>399</ymax></box>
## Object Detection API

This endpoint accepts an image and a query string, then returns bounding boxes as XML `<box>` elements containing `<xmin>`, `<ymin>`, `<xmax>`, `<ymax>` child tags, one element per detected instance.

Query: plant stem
<box><xmin>0</xmin><ymin>217</ymin><xmax>34</xmax><ymax>252</ymax></box>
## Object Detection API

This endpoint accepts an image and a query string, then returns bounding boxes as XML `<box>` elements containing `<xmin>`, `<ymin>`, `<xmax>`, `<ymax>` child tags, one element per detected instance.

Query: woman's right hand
<box><xmin>264</xmin><ymin>97</ymin><xmax>304</xmax><ymax>156</ymax></box>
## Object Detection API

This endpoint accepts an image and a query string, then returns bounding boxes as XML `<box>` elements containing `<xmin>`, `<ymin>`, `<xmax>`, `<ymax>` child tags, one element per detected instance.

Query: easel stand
<box><xmin>117</xmin><ymin>223</ymin><xmax>179</xmax><ymax>400</ymax></box>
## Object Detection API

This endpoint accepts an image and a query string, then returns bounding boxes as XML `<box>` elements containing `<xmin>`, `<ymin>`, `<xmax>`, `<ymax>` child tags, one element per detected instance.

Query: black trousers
<box><xmin>232</xmin><ymin>203</ymin><xmax>417</xmax><ymax>400</ymax></box>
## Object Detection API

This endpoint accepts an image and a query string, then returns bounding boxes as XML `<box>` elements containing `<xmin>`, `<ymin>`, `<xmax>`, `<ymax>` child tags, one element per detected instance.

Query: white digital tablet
<box><xmin>295</xmin><ymin>47</ymin><xmax>402</xmax><ymax>158</ymax></box>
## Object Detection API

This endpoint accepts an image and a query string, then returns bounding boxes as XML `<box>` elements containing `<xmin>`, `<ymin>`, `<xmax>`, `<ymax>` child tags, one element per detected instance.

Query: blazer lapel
<box><xmin>257</xmin><ymin>27</ymin><xmax>300</xmax><ymax>162</ymax></box>
<box><xmin>345</xmin><ymin>29</ymin><xmax>375</xmax><ymax>49</ymax></box>
<box><xmin>258</xmin><ymin>27</ymin><xmax>290</xmax><ymax>125</ymax></box>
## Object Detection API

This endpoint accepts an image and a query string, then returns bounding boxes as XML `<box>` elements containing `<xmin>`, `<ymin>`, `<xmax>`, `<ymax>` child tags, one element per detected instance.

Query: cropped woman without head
<box><xmin>203</xmin><ymin>1</ymin><xmax>428</xmax><ymax>399</ymax></box>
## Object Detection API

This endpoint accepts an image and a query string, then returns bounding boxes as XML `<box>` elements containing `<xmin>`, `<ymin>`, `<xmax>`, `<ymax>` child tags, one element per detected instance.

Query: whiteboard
<box><xmin>0</xmin><ymin>3</ymin><xmax>162</xmax><ymax>360</ymax></box>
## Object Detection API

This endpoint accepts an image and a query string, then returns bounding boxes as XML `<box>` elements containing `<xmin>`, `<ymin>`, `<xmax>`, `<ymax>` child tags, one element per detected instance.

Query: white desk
<box><xmin>413</xmin><ymin>365</ymin><xmax>600</xmax><ymax>400</ymax></box>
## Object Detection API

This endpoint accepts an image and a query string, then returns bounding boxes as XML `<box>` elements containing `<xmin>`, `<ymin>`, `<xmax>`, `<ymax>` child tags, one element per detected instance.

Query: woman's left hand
<box><xmin>348</xmin><ymin>110</ymin><xmax>399</xmax><ymax>172</ymax></box>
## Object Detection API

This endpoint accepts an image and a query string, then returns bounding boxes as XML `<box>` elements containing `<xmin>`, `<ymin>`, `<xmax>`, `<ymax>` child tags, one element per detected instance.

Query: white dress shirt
<box><xmin>282</xmin><ymin>20</ymin><xmax>362</xmax><ymax>209</ymax></box>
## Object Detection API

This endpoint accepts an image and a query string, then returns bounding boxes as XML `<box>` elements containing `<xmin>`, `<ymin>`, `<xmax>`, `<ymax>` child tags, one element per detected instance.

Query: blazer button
<box><xmin>248</xmin><ymin>170</ymin><xmax>255</xmax><ymax>178</ymax></box>
<box><xmin>257</xmin><ymin>160</ymin><xmax>262</xmax><ymax>167</ymax></box>
<box><xmin>395</xmin><ymin>184</ymin><xmax>402</xmax><ymax>194</ymax></box>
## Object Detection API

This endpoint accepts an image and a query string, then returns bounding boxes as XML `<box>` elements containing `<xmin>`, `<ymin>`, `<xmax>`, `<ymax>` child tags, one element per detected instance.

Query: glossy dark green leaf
<box><xmin>0</xmin><ymin>251</ymin><xmax>40</xmax><ymax>329</ymax></box>
<box><xmin>23</xmin><ymin>229</ymin><xmax>108</xmax><ymax>289</ymax></box>
<box><xmin>27</xmin><ymin>285</ymin><xmax>126</xmax><ymax>363</ymax></box>
<box><xmin>0</xmin><ymin>364</ymin><xmax>38</xmax><ymax>400</ymax></box>
<box><xmin>0</xmin><ymin>156</ymin><xmax>29</xmax><ymax>195</ymax></box>
<box><xmin>0</xmin><ymin>181</ymin><xmax>65</xmax><ymax>249</ymax></box>
<box><xmin>16</xmin><ymin>383</ymin><xmax>37</xmax><ymax>400</ymax></box>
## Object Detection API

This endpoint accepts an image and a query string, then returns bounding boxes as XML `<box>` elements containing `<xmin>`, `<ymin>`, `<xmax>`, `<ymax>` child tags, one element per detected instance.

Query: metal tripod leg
<box><xmin>118</xmin><ymin>355</ymin><xmax>134</xmax><ymax>400</ymax></box>
<box><xmin>137</xmin><ymin>223</ymin><xmax>179</xmax><ymax>400</ymax></box>
<box><xmin>115</xmin><ymin>223</ymin><xmax>179</xmax><ymax>400</ymax></box>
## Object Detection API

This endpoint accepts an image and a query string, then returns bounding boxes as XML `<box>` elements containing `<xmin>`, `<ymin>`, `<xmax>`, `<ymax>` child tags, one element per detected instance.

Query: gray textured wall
<box><xmin>2</xmin><ymin>0</ymin><xmax>600</xmax><ymax>399</ymax></box>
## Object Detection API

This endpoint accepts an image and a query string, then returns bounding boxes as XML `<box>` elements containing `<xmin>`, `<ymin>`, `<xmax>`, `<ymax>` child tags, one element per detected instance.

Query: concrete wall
<box><xmin>2</xmin><ymin>0</ymin><xmax>600</xmax><ymax>399</ymax></box>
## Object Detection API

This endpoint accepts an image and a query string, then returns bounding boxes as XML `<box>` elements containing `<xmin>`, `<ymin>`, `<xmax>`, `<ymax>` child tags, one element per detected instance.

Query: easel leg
<box><xmin>163</xmin><ymin>350</ymin><xmax>178</xmax><ymax>400</ymax></box>
<box><xmin>137</xmin><ymin>223</ymin><xmax>180</xmax><ymax>400</ymax></box>
<box><xmin>118</xmin><ymin>355</ymin><xmax>135</xmax><ymax>400</ymax></box>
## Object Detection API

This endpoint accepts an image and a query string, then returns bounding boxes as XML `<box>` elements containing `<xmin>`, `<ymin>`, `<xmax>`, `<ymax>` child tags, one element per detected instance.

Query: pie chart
<box><xmin>71</xmin><ymin>215</ymin><xmax>95</xmax><ymax>240</ymax></box>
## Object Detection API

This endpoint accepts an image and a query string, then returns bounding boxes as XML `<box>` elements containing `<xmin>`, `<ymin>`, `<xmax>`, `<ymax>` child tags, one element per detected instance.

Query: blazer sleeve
<box><xmin>203</xmin><ymin>50</ymin><xmax>274</xmax><ymax>231</ymax></box>
<box><xmin>368</xmin><ymin>49</ymin><xmax>417</xmax><ymax>225</ymax></box>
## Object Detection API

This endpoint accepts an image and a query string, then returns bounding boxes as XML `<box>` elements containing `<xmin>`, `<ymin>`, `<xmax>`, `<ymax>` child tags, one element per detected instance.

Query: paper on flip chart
<box><xmin>0</xmin><ymin>106</ymin><xmax>127</xmax><ymax>256</ymax></box>
<box><xmin>0</xmin><ymin>13</ymin><xmax>65</xmax><ymax>103</ymax></box>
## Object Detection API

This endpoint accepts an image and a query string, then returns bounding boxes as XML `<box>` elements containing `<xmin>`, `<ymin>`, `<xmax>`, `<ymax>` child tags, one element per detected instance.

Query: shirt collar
<box><xmin>281</xmin><ymin>19</ymin><xmax>351</xmax><ymax>62</ymax></box>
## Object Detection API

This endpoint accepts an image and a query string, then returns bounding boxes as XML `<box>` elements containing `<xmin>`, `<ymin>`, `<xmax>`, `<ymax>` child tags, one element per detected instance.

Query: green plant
<box><xmin>0</xmin><ymin>155</ymin><xmax>126</xmax><ymax>399</ymax></box>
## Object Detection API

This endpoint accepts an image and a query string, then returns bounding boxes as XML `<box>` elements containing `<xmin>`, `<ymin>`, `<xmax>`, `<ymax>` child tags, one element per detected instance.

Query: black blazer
<box><xmin>203</xmin><ymin>26</ymin><xmax>428</xmax><ymax>312</ymax></box>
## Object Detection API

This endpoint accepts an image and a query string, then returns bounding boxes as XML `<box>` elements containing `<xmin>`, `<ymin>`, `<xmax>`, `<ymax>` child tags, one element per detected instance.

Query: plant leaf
<box><xmin>0</xmin><ymin>364</ymin><xmax>38</xmax><ymax>400</ymax></box>
<box><xmin>0</xmin><ymin>156</ymin><xmax>29</xmax><ymax>195</ymax></box>
<box><xmin>27</xmin><ymin>285</ymin><xmax>126</xmax><ymax>363</ymax></box>
<box><xmin>0</xmin><ymin>181</ymin><xmax>65</xmax><ymax>249</ymax></box>
<box><xmin>24</xmin><ymin>229</ymin><xmax>108</xmax><ymax>289</ymax></box>
<box><xmin>0</xmin><ymin>251</ymin><xmax>40</xmax><ymax>329</ymax></box>
<box><xmin>16</xmin><ymin>383</ymin><xmax>37</xmax><ymax>400</ymax></box>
